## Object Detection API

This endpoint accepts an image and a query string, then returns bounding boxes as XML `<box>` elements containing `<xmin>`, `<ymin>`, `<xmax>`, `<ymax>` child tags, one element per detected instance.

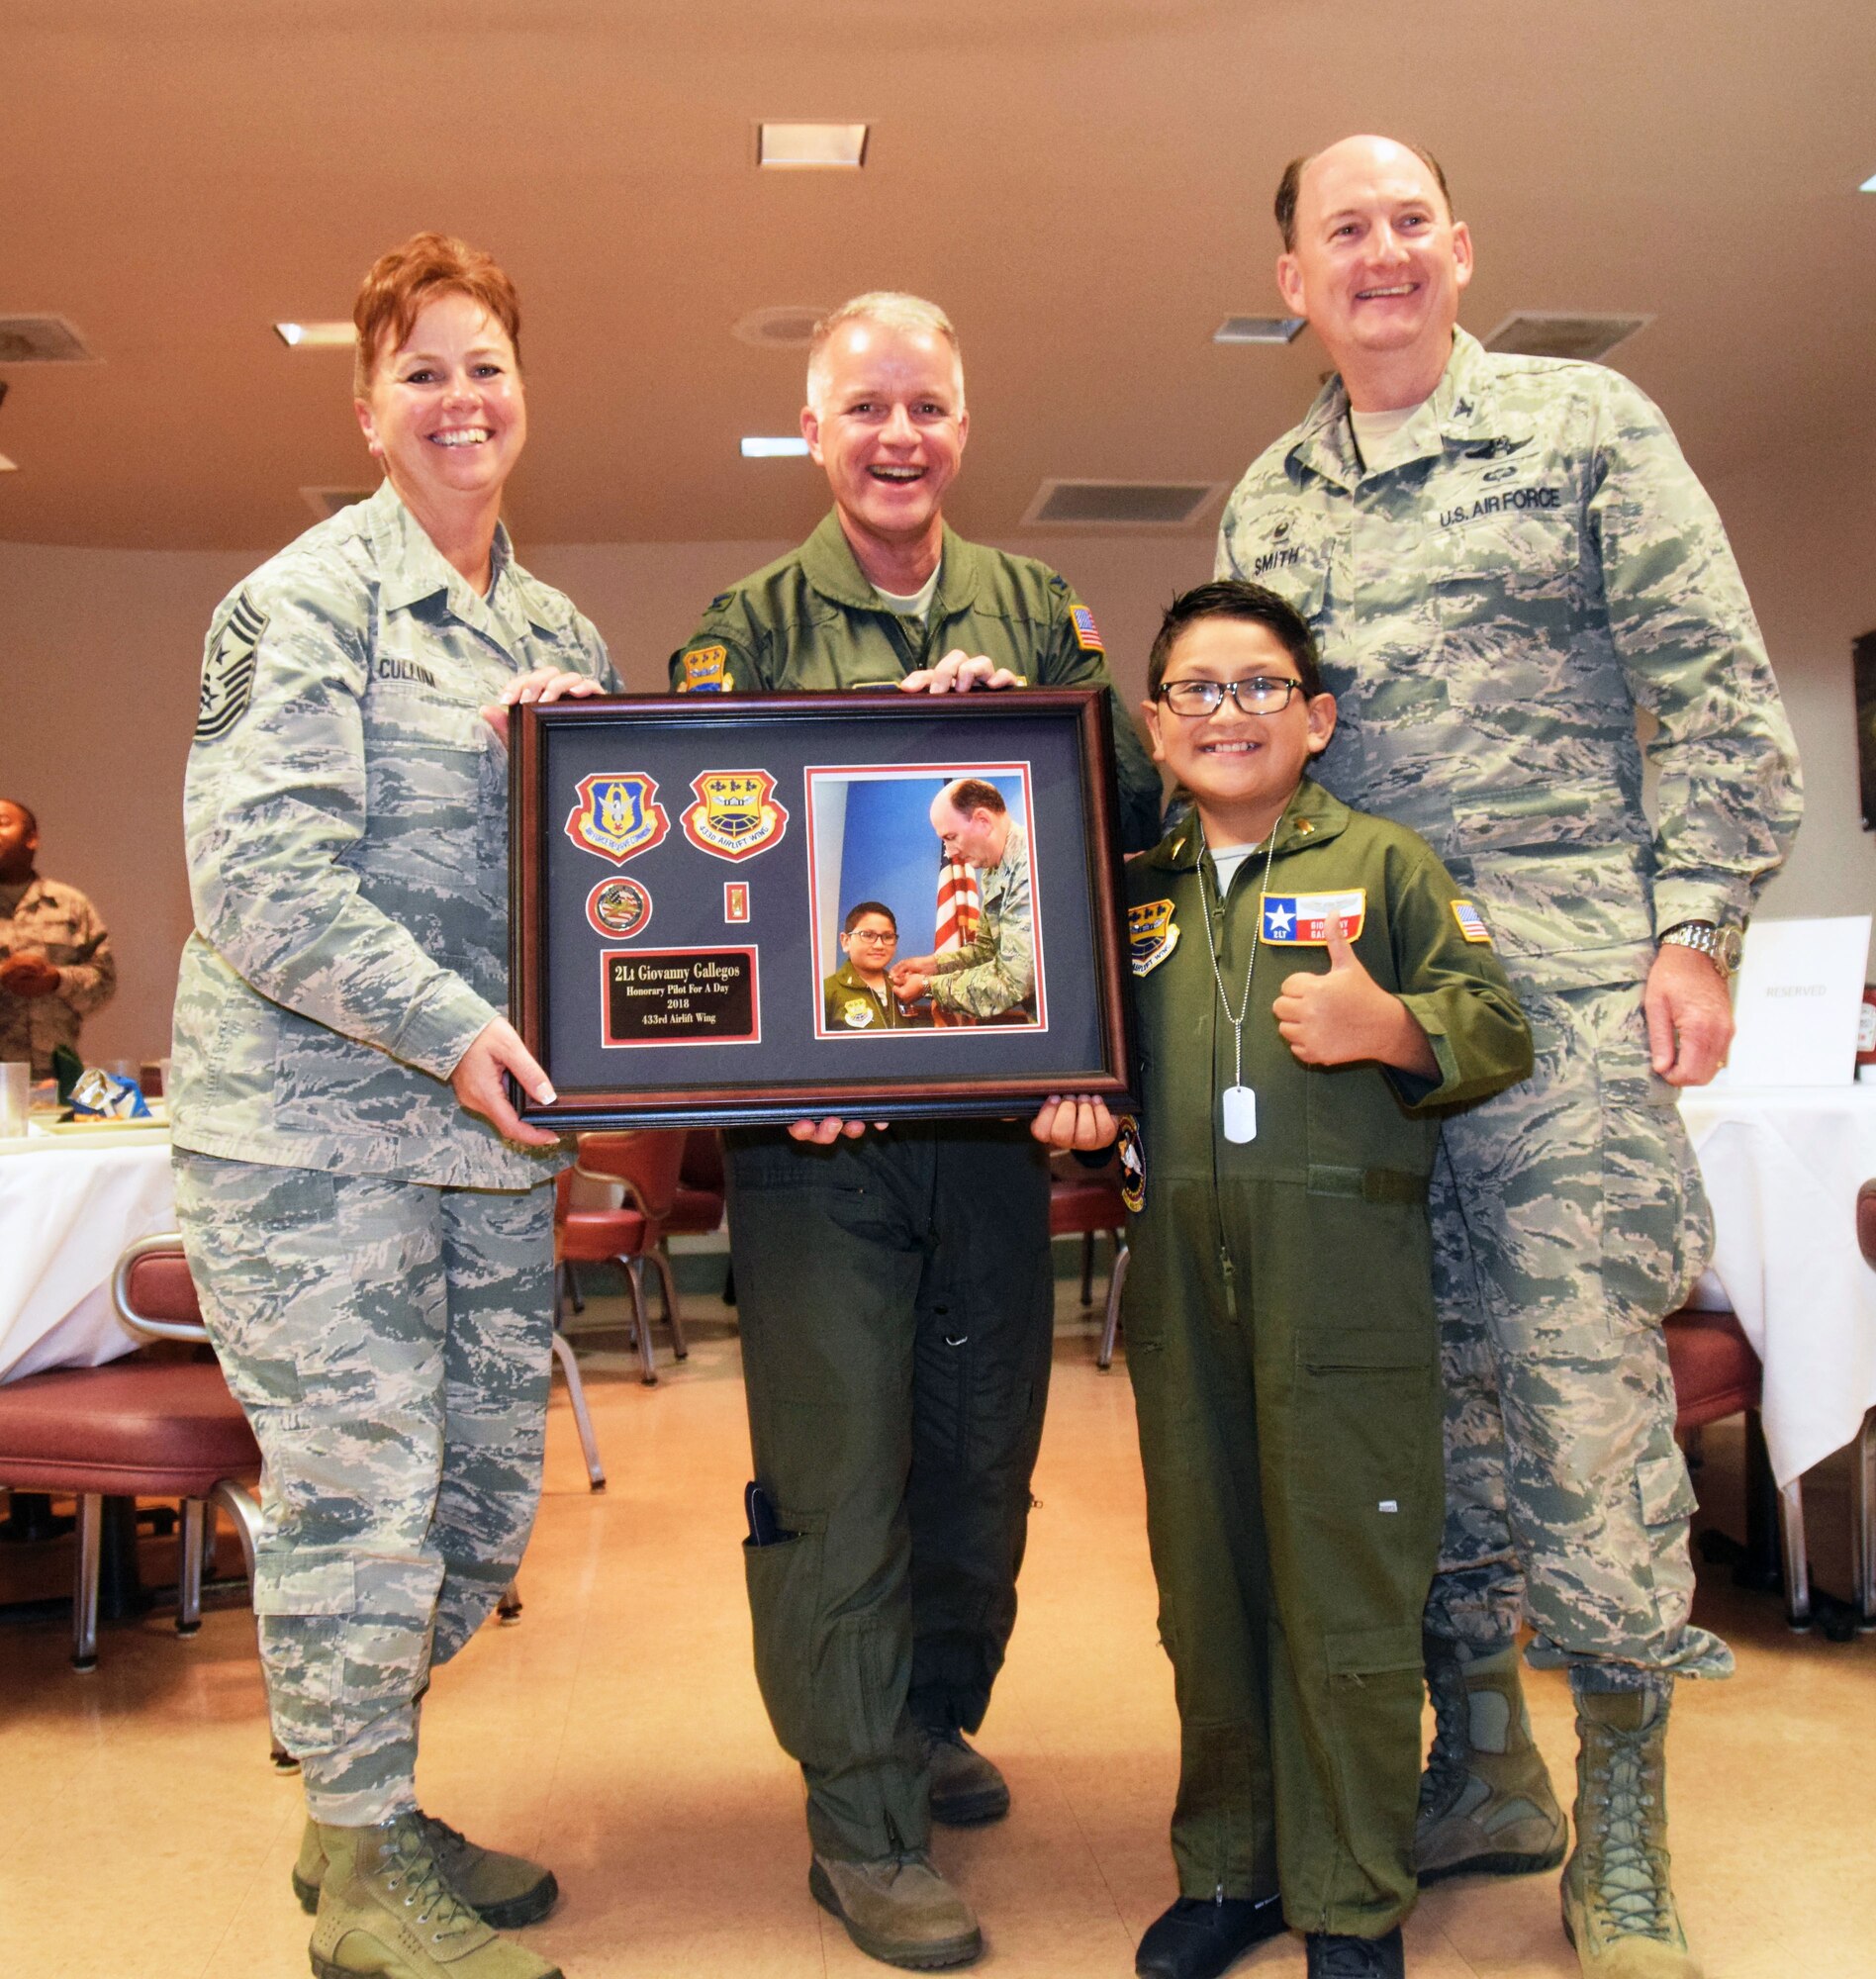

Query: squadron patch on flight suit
<box><xmin>1451</xmin><ymin>899</ymin><xmax>1494</xmax><ymax>945</ymax></box>
<box><xmin>682</xmin><ymin>770</ymin><xmax>789</xmax><ymax>861</ymax></box>
<box><xmin>1116</xmin><ymin>1115</ymin><xmax>1146</xmax><ymax>1214</ymax></box>
<box><xmin>841</xmin><ymin>997</ymin><xmax>877</xmax><ymax>1030</ymax></box>
<box><xmin>196</xmin><ymin>590</ymin><xmax>268</xmax><ymax>744</ymax></box>
<box><xmin>1128</xmin><ymin>898</ymin><xmax>1179</xmax><ymax>976</ymax></box>
<box><xmin>1260</xmin><ymin>890</ymin><xmax>1366</xmax><ymax>943</ymax></box>
<box><xmin>565</xmin><ymin>772</ymin><xmax>670</xmax><ymax>865</ymax></box>
<box><xmin>585</xmin><ymin>878</ymin><xmax>653</xmax><ymax>939</ymax></box>
<box><xmin>1070</xmin><ymin>606</ymin><xmax>1104</xmax><ymax>653</ymax></box>
<box><xmin>679</xmin><ymin>644</ymin><xmax>729</xmax><ymax>693</ymax></box>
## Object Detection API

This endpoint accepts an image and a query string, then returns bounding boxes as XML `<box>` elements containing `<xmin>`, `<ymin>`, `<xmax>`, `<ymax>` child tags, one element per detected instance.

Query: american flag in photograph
<box><xmin>932</xmin><ymin>853</ymin><xmax>982</xmax><ymax>1028</ymax></box>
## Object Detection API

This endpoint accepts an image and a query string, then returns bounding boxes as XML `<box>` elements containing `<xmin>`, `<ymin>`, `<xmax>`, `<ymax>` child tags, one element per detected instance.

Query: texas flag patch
<box><xmin>1452</xmin><ymin>899</ymin><xmax>1494</xmax><ymax>945</ymax></box>
<box><xmin>1260</xmin><ymin>890</ymin><xmax>1366</xmax><ymax>943</ymax></box>
<box><xmin>1070</xmin><ymin>606</ymin><xmax>1104</xmax><ymax>653</ymax></box>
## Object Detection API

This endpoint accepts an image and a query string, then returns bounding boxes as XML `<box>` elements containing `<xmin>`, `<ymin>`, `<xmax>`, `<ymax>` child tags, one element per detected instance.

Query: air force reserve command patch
<box><xmin>1452</xmin><ymin>899</ymin><xmax>1494</xmax><ymax>944</ymax></box>
<box><xmin>1260</xmin><ymin>889</ymin><xmax>1366</xmax><ymax>944</ymax></box>
<box><xmin>564</xmin><ymin>772</ymin><xmax>670</xmax><ymax>865</ymax></box>
<box><xmin>679</xmin><ymin>644</ymin><xmax>729</xmax><ymax>693</ymax></box>
<box><xmin>1070</xmin><ymin>605</ymin><xmax>1104</xmax><ymax>653</ymax></box>
<box><xmin>682</xmin><ymin>770</ymin><xmax>789</xmax><ymax>861</ymax></box>
<box><xmin>1128</xmin><ymin>898</ymin><xmax>1178</xmax><ymax>977</ymax></box>
<box><xmin>195</xmin><ymin>590</ymin><xmax>268</xmax><ymax>744</ymax></box>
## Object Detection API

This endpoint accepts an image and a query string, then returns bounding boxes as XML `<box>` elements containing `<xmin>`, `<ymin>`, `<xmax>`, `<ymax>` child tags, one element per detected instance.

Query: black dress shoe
<box><xmin>1304</xmin><ymin>1925</ymin><xmax>1405</xmax><ymax>1978</ymax></box>
<box><xmin>1135</xmin><ymin>1893</ymin><xmax>1285</xmax><ymax>1979</ymax></box>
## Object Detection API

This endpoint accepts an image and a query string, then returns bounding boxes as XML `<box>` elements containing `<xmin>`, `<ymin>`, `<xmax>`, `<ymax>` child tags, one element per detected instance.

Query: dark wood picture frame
<box><xmin>510</xmin><ymin>689</ymin><xmax>1137</xmax><ymax>1127</ymax></box>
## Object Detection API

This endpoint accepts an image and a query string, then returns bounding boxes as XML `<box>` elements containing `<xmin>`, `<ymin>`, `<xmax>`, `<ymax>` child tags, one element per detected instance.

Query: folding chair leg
<box><xmin>1079</xmin><ymin>1230</ymin><xmax>1095</xmax><ymax>1306</ymax></box>
<box><xmin>1097</xmin><ymin>1241</ymin><xmax>1130</xmax><ymax>1370</ymax></box>
<box><xmin>177</xmin><ymin>1497</ymin><xmax>206</xmax><ymax>1636</ymax></box>
<box><xmin>1855</xmin><ymin>1411</ymin><xmax>1875</xmax><ymax>1632</ymax></box>
<box><xmin>650</xmin><ymin>1248</ymin><xmax>688</xmax><ymax>1359</ymax></box>
<box><xmin>1778</xmin><ymin>1475</ymin><xmax>1811</xmax><ymax>1629</ymax></box>
<box><xmin>72</xmin><ymin>1493</ymin><xmax>102</xmax><ymax>1671</ymax></box>
<box><xmin>564</xmin><ymin>1261</ymin><xmax>585</xmax><ymax>1316</ymax></box>
<box><xmin>627</xmin><ymin>1261</ymin><xmax>658</xmax><ymax>1386</ymax></box>
<box><xmin>552</xmin><ymin>1328</ymin><xmax>607</xmax><ymax>1489</ymax></box>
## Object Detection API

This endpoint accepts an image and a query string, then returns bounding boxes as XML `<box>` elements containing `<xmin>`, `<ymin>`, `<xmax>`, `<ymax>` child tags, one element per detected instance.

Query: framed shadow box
<box><xmin>509</xmin><ymin>688</ymin><xmax>1137</xmax><ymax>1128</ymax></box>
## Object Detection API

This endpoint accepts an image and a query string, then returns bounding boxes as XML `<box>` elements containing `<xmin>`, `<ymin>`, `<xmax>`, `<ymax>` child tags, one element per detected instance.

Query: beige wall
<box><xmin>1</xmin><ymin>464</ymin><xmax>1868</xmax><ymax>1067</ymax></box>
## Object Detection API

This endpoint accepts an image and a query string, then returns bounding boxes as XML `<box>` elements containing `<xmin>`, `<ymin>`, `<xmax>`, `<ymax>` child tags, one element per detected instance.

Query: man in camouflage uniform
<box><xmin>1215</xmin><ymin>136</ymin><xmax>1802</xmax><ymax>1977</ymax></box>
<box><xmin>891</xmin><ymin>780</ymin><xmax>1035</xmax><ymax>1022</ymax></box>
<box><xmin>0</xmin><ymin>798</ymin><xmax>117</xmax><ymax>1076</ymax></box>
<box><xmin>672</xmin><ymin>293</ymin><xmax>1161</xmax><ymax>1970</ymax></box>
<box><xmin>174</xmin><ymin>469</ymin><xmax>614</xmax><ymax>1979</ymax></box>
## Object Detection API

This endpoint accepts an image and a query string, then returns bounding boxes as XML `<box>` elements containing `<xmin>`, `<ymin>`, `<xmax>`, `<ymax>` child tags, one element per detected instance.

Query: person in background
<box><xmin>671</xmin><ymin>291</ymin><xmax>1162</xmax><ymax>1971</ymax></box>
<box><xmin>0</xmin><ymin>797</ymin><xmax>116</xmax><ymax>1077</ymax></box>
<box><xmin>1215</xmin><ymin>135</ymin><xmax>1802</xmax><ymax>1978</ymax></box>
<box><xmin>824</xmin><ymin>900</ymin><xmax>913</xmax><ymax>1030</ymax></box>
<box><xmin>170</xmin><ymin>232</ymin><xmax>613</xmax><ymax>1979</ymax></box>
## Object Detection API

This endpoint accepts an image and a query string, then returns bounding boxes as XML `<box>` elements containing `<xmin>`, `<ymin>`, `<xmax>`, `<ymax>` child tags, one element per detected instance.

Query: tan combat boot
<box><xmin>1416</xmin><ymin>1635</ymin><xmax>1568</xmax><ymax>1884</ymax></box>
<box><xmin>809</xmin><ymin>1850</ymin><xmax>982</xmax><ymax>1969</ymax></box>
<box><xmin>295</xmin><ymin>1811</ymin><xmax>559</xmax><ymax>1926</ymax></box>
<box><xmin>311</xmin><ymin>1815</ymin><xmax>562</xmax><ymax>1979</ymax></box>
<box><xmin>1560</xmin><ymin>1684</ymin><xmax>1703</xmax><ymax>1978</ymax></box>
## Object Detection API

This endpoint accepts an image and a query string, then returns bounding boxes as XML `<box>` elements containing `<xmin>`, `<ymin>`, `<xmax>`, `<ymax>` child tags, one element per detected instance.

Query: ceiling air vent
<box><xmin>0</xmin><ymin>316</ymin><xmax>97</xmax><ymax>364</ymax></box>
<box><xmin>301</xmin><ymin>486</ymin><xmax>376</xmax><ymax>519</ymax></box>
<box><xmin>1021</xmin><ymin>480</ymin><xmax>1225</xmax><ymax>529</ymax></box>
<box><xmin>1481</xmin><ymin>312</ymin><xmax>1650</xmax><ymax>362</ymax></box>
<box><xmin>732</xmin><ymin>305</ymin><xmax>828</xmax><ymax>348</ymax></box>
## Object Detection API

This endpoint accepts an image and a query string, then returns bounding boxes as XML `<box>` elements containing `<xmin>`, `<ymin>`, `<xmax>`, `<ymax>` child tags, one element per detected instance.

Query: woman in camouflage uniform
<box><xmin>170</xmin><ymin>235</ymin><xmax>615</xmax><ymax>1979</ymax></box>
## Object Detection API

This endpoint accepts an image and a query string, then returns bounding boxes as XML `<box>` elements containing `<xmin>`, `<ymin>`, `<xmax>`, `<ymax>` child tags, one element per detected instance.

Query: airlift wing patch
<box><xmin>678</xmin><ymin>644</ymin><xmax>729</xmax><ymax>693</ymax></box>
<box><xmin>564</xmin><ymin>772</ymin><xmax>670</xmax><ymax>865</ymax></box>
<box><xmin>1128</xmin><ymin>898</ymin><xmax>1178</xmax><ymax>976</ymax></box>
<box><xmin>682</xmin><ymin>770</ymin><xmax>789</xmax><ymax>861</ymax></box>
<box><xmin>1259</xmin><ymin>890</ymin><xmax>1366</xmax><ymax>944</ymax></box>
<box><xmin>1452</xmin><ymin>899</ymin><xmax>1494</xmax><ymax>945</ymax></box>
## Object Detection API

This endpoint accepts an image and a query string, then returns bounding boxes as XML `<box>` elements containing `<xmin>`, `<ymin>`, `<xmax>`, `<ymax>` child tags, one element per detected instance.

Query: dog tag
<box><xmin>1221</xmin><ymin>1084</ymin><xmax>1258</xmax><ymax>1144</ymax></box>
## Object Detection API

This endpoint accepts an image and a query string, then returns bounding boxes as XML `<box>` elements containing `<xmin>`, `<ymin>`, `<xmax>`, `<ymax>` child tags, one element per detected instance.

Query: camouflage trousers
<box><xmin>172</xmin><ymin>1153</ymin><xmax>556</xmax><ymax>1823</ymax></box>
<box><xmin>1424</xmin><ymin>981</ymin><xmax>1733</xmax><ymax>1680</ymax></box>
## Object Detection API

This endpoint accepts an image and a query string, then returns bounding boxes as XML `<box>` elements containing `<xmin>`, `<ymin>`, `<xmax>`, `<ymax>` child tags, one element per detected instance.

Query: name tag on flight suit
<box><xmin>1259</xmin><ymin>890</ymin><xmax>1366</xmax><ymax>943</ymax></box>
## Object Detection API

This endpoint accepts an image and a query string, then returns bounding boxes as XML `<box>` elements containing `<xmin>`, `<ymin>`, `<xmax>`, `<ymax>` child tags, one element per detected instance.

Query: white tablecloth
<box><xmin>1679</xmin><ymin>1084</ymin><xmax>1876</xmax><ymax>1487</ymax></box>
<box><xmin>0</xmin><ymin>1129</ymin><xmax>175</xmax><ymax>1382</ymax></box>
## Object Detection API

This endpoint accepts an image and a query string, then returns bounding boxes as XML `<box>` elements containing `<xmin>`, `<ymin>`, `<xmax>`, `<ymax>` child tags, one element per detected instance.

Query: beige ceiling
<box><xmin>4</xmin><ymin>0</ymin><xmax>1873</xmax><ymax>553</ymax></box>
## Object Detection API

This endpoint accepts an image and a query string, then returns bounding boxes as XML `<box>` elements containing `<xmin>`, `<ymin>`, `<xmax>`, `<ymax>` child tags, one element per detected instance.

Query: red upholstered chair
<box><xmin>553</xmin><ymin>1131</ymin><xmax>688</xmax><ymax>1485</ymax></box>
<box><xmin>0</xmin><ymin>1236</ymin><xmax>261</xmax><ymax>1671</ymax></box>
<box><xmin>1048</xmin><ymin>1157</ymin><xmax>1130</xmax><ymax>1369</ymax></box>
<box><xmin>653</xmin><ymin>1130</ymin><xmax>727</xmax><ymax>1328</ymax></box>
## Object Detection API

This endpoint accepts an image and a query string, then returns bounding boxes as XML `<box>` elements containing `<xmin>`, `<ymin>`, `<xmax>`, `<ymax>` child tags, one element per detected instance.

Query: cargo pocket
<box><xmin>743</xmin><ymin>1508</ymin><xmax>828</xmax><ymax>1766</ymax></box>
<box><xmin>1636</xmin><ymin>1449</ymin><xmax>1697</xmax><ymax>1529</ymax></box>
<box><xmin>251</xmin><ymin>1555</ymin><xmax>357</xmax><ymax>1713</ymax></box>
<box><xmin>1322</xmin><ymin>1620</ymin><xmax>1426</xmax><ymax>1887</ymax></box>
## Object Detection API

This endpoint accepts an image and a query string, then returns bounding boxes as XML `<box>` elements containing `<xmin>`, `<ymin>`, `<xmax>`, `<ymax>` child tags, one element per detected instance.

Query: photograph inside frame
<box><xmin>805</xmin><ymin>765</ymin><xmax>1046</xmax><ymax>1039</ymax></box>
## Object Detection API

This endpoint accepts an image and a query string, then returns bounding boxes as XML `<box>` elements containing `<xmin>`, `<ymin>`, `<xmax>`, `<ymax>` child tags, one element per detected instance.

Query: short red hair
<box><xmin>351</xmin><ymin>232</ymin><xmax>521</xmax><ymax>397</ymax></box>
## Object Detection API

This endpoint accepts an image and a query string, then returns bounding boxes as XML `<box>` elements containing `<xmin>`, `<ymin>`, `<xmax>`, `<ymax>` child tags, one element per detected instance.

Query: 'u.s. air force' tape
<box><xmin>1259</xmin><ymin>890</ymin><xmax>1365</xmax><ymax>943</ymax></box>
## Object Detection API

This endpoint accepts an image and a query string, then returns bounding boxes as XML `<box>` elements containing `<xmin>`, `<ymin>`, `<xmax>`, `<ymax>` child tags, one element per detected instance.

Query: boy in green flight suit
<box><xmin>1037</xmin><ymin>580</ymin><xmax>1532</xmax><ymax>1979</ymax></box>
<box><xmin>823</xmin><ymin>900</ymin><xmax>915</xmax><ymax>1031</ymax></box>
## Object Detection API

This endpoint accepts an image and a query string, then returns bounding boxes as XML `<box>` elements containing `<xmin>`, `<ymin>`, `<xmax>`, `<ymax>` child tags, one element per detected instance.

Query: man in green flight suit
<box><xmin>1215</xmin><ymin>136</ymin><xmax>1803</xmax><ymax>1978</ymax></box>
<box><xmin>672</xmin><ymin>291</ymin><xmax>1162</xmax><ymax>1970</ymax></box>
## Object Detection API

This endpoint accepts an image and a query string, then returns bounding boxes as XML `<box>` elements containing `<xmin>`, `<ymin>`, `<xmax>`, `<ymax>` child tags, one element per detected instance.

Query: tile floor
<box><xmin>1</xmin><ymin>1272</ymin><xmax>1870</xmax><ymax>1978</ymax></box>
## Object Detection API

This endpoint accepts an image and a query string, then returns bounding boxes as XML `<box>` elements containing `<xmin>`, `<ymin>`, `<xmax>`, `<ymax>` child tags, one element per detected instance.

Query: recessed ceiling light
<box><xmin>758</xmin><ymin>123</ymin><xmax>868</xmax><ymax>168</ymax></box>
<box><xmin>1214</xmin><ymin>316</ymin><xmax>1306</xmax><ymax>345</ymax></box>
<box><xmin>0</xmin><ymin>453</ymin><xmax>17</xmax><ymax>473</ymax></box>
<box><xmin>740</xmin><ymin>436</ymin><xmax>811</xmax><ymax>458</ymax></box>
<box><xmin>732</xmin><ymin>305</ymin><xmax>828</xmax><ymax>347</ymax></box>
<box><xmin>274</xmin><ymin>322</ymin><xmax>356</xmax><ymax>348</ymax></box>
<box><xmin>1862</xmin><ymin>172</ymin><xmax>1876</xmax><ymax>192</ymax></box>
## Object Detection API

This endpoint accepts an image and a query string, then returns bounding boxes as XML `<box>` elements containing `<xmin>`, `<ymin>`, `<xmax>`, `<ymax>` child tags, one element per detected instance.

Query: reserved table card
<box><xmin>1720</xmin><ymin>914</ymin><xmax>1874</xmax><ymax>1086</ymax></box>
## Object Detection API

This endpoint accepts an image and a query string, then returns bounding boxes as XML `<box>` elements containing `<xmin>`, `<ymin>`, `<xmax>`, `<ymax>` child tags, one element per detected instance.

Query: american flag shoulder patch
<box><xmin>1070</xmin><ymin>605</ymin><xmax>1103</xmax><ymax>652</ymax></box>
<box><xmin>1452</xmin><ymin>899</ymin><xmax>1493</xmax><ymax>945</ymax></box>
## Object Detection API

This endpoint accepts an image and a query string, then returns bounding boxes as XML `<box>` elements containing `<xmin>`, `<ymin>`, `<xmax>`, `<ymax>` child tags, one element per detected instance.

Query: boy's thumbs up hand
<box><xmin>1272</xmin><ymin>932</ymin><xmax>1402</xmax><ymax>1067</ymax></box>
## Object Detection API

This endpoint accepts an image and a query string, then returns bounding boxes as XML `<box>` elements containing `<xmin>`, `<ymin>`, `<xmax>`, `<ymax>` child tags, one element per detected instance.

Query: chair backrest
<box><xmin>573</xmin><ymin>1131</ymin><xmax>687</xmax><ymax>1222</ymax></box>
<box><xmin>679</xmin><ymin>1128</ymin><xmax>724</xmax><ymax>1194</ymax></box>
<box><xmin>1859</xmin><ymin>1178</ymin><xmax>1876</xmax><ymax>1271</ymax></box>
<box><xmin>112</xmin><ymin>1234</ymin><xmax>210</xmax><ymax>1344</ymax></box>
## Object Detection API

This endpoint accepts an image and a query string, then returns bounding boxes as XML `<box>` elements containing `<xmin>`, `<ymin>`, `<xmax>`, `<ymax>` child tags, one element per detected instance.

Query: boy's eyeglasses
<box><xmin>848</xmin><ymin>929</ymin><xmax>896</xmax><ymax>944</ymax></box>
<box><xmin>1157</xmin><ymin>676</ymin><xmax>1304</xmax><ymax>717</ymax></box>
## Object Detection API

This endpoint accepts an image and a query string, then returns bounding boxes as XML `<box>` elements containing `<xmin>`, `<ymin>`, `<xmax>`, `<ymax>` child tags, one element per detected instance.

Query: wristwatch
<box><xmin>1658</xmin><ymin>920</ymin><xmax>1743</xmax><ymax>980</ymax></box>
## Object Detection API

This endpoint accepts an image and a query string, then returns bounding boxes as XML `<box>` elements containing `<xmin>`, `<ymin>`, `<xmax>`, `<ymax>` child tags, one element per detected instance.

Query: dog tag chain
<box><xmin>1200</xmin><ymin>823</ymin><xmax>1281</xmax><ymax>1145</ymax></box>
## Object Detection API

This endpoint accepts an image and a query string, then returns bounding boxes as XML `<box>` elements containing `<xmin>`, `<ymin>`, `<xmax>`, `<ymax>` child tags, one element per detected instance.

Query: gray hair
<box><xmin>806</xmin><ymin>292</ymin><xmax>964</xmax><ymax>415</ymax></box>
